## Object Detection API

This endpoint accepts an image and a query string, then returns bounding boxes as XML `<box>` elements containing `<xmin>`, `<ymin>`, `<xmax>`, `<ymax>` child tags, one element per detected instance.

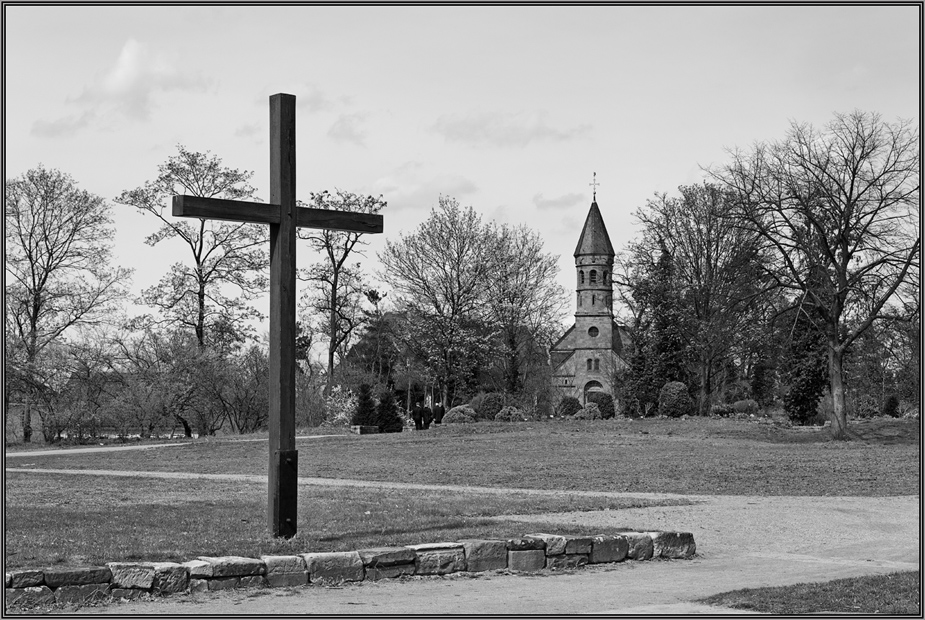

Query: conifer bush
<box><xmin>556</xmin><ymin>396</ymin><xmax>582</xmax><ymax>418</ymax></box>
<box><xmin>658</xmin><ymin>381</ymin><xmax>694</xmax><ymax>418</ymax></box>
<box><xmin>350</xmin><ymin>384</ymin><xmax>378</xmax><ymax>427</ymax></box>
<box><xmin>443</xmin><ymin>405</ymin><xmax>477</xmax><ymax>423</ymax></box>
<box><xmin>474</xmin><ymin>392</ymin><xmax>504</xmax><ymax>421</ymax></box>
<box><xmin>586</xmin><ymin>392</ymin><xmax>616</xmax><ymax>419</ymax></box>
<box><xmin>494</xmin><ymin>406</ymin><xmax>526</xmax><ymax>422</ymax></box>
<box><xmin>376</xmin><ymin>390</ymin><xmax>404</xmax><ymax>433</ymax></box>
<box><xmin>572</xmin><ymin>402</ymin><xmax>602</xmax><ymax>420</ymax></box>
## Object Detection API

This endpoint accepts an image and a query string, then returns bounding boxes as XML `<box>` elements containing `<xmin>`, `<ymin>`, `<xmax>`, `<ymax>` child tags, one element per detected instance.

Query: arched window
<box><xmin>578</xmin><ymin>292</ymin><xmax>582</xmax><ymax>306</ymax></box>
<box><xmin>592</xmin><ymin>294</ymin><xmax>596</xmax><ymax>305</ymax></box>
<box><xmin>603</xmin><ymin>270</ymin><xmax>609</xmax><ymax>284</ymax></box>
<box><xmin>587</xmin><ymin>359</ymin><xmax>593</xmax><ymax>371</ymax></box>
<box><xmin>579</xmin><ymin>270</ymin><xmax>585</xmax><ymax>284</ymax></box>
<box><xmin>594</xmin><ymin>359</ymin><xmax>600</xmax><ymax>371</ymax></box>
<box><xmin>590</xmin><ymin>270</ymin><xmax>597</xmax><ymax>284</ymax></box>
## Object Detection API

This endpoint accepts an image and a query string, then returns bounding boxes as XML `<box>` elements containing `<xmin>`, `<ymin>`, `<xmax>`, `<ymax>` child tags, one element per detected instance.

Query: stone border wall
<box><xmin>5</xmin><ymin>530</ymin><xmax>695</xmax><ymax>609</ymax></box>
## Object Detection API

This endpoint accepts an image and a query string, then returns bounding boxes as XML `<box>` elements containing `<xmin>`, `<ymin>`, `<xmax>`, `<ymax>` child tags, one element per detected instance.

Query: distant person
<box><xmin>433</xmin><ymin>401</ymin><xmax>446</xmax><ymax>425</ymax></box>
<box><xmin>422</xmin><ymin>404</ymin><xmax>433</xmax><ymax>429</ymax></box>
<box><xmin>411</xmin><ymin>402</ymin><xmax>424</xmax><ymax>430</ymax></box>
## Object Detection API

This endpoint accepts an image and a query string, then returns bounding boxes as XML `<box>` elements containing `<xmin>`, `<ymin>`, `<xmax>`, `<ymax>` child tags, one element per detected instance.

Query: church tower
<box><xmin>549</xmin><ymin>177</ymin><xmax>629</xmax><ymax>407</ymax></box>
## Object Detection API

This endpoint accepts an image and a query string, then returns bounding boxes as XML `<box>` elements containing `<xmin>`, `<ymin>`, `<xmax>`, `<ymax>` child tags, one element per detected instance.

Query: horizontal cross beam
<box><xmin>172</xmin><ymin>195</ymin><xmax>384</xmax><ymax>234</ymax></box>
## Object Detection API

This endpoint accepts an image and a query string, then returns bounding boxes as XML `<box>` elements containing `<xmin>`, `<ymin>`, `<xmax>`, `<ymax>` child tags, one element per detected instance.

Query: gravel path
<box><xmin>9</xmin><ymin>466</ymin><xmax>918</xmax><ymax>615</ymax></box>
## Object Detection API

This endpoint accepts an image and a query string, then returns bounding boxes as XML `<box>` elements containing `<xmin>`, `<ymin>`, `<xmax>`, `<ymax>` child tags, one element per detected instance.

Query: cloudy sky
<box><xmin>5</xmin><ymin>4</ymin><xmax>920</xmax><ymax>334</ymax></box>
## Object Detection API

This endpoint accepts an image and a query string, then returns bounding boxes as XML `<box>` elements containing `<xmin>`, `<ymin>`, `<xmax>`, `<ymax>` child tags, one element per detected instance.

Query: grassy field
<box><xmin>8</xmin><ymin>417</ymin><xmax>919</xmax><ymax>495</ymax></box>
<box><xmin>4</xmin><ymin>416</ymin><xmax>919</xmax><ymax>572</ymax></box>
<box><xmin>699</xmin><ymin>570</ymin><xmax>921</xmax><ymax>615</ymax></box>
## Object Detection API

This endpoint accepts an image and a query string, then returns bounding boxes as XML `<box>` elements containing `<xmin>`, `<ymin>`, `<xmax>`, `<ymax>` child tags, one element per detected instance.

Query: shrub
<box><xmin>572</xmin><ymin>402</ymin><xmax>602</xmax><ymax>420</ymax></box>
<box><xmin>732</xmin><ymin>399</ymin><xmax>759</xmax><ymax>416</ymax></box>
<box><xmin>658</xmin><ymin>382</ymin><xmax>693</xmax><ymax>418</ymax></box>
<box><xmin>881</xmin><ymin>394</ymin><xmax>900</xmax><ymax>418</ymax></box>
<box><xmin>376</xmin><ymin>390</ymin><xmax>404</xmax><ymax>433</ymax></box>
<box><xmin>350</xmin><ymin>384</ymin><xmax>378</xmax><ymax>427</ymax></box>
<box><xmin>494</xmin><ymin>406</ymin><xmax>527</xmax><ymax>422</ymax></box>
<box><xmin>473</xmin><ymin>392</ymin><xmax>504</xmax><ymax>421</ymax></box>
<box><xmin>586</xmin><ymin>392</ymin><xmax>616</xmax><ymax>419</ymax></box>
<box><xmin>710</xmin><ymin>403</ymin><xmax>735</xmax><ymax>417</ymax></box>
<box><xmin>555</xmin><ymin>396</ymin><xmax>582</xmax><ymax>418</ymax></box>
<box><xmin>443</xmin><ymin>405</ymin><xmax>477</xmax><ymax>424</ymax></box>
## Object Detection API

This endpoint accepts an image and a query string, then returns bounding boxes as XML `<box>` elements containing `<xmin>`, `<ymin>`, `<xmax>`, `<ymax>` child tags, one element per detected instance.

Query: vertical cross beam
<box><xmin>268</xmin><ymin>94</ymin><xmax>297</xmax><ymax>538</ymax></box>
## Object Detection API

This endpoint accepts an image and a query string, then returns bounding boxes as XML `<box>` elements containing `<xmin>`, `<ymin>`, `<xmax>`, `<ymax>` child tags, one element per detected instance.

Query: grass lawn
<box><xmin>4</xmin><ymin>416</ymin><xmax>919</xmax><ymax>571</ymax></box>
<box><xmin>700</xmin><ymin>571</ymin><xmax>921</xmax><ymax>615</ymax></box>
<box><xmin>8</xmin><ymin>417</ymin><xmax>919</xmax><ymax>496</ymax></box>
<box><xmin>4</xmin><ymin>474</ymin><xmax>682</xmax><ymax>569</ymax></box>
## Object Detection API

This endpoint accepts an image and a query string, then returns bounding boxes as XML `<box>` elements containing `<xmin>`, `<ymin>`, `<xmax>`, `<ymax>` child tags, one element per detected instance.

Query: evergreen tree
<box><xmin>350</xmin><ymin>383</ymin><xmax>378</xmax><ymax>426</ymax></box>
<box><xmin>782</xmin><ymin>303</ymin><xmax>829</xmax><ymax>425</ymax></box>
<box><xmin>376</xmin><ymin>389</ymin><xmax>404</xmax><ymax>433</ymax></box>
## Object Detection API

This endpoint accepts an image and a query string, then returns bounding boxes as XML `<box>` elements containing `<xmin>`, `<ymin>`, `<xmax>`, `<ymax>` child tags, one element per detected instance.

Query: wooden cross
<box><xmin>589</xmin><ymin>172</ymin><xmax>600</xmax><ymax>201</ymax></box>
<box><xmin>171</xmin><ymin>93</ymin><xmax>384</xmax><ymax>538</ymax></box>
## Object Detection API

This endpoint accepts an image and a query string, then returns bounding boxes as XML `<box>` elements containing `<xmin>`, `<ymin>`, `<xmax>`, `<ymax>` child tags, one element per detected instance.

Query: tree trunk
<box><xmin>698</xmin><ymin>357</ymin><xmax>712</xmax><ymax>416</ymax></box>
<box><xmin>196</xmin><ymin>279</ymin><xmax>206</xmax><ymax>348</ymax></box>
<box><xmin>175</xmin><ymin>414</ymin><xmax>193</xmax><ymax>438</ymax></box>
<box><xmin>22</xmin><ymin>389</ymin><xmax>33</xmax><ymax>443</ymax></box>
<box><xmin>828</xmin><ymin>345</ymin><xmax>848</xmax><ymax>439</ymax></box>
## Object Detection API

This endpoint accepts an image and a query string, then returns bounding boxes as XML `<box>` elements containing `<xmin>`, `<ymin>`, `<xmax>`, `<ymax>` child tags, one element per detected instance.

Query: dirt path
<box><xmin>87</xmin><ymin>493</ymin><xmax>918</xmax><ymax>615</ymax></box>
<box><xmin>14</xmin><ymin>466</ymin><xmax>913</xmax><ymax>614</ymax></box>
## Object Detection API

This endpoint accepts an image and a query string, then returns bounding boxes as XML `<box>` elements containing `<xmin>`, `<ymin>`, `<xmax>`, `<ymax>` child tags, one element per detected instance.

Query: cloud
<box><xmin>234</xmin><ymin>123</ymin><xmax>262</xmax><ymax>139</ymax></box>
<box><xmin>431</xmin><ymin>111</ymin><xmax>591</xmax><ymax>148</ymax></box>
<box><xmin>31</xmin><ymin>111</ymin><xmax>97</xmax><ymax>138</ymax></box>
<box><xmin>71</xmin><ymin>38</ymin><xmax>209</xmax><ymax>121</ymax></box>
<box><xmin>533</xmin><ymin>192</ymin><xmax>584</xmax><ymax>210</ymax></box>
<box><xmin>328</xmin><ymin>113</ymin><xmax>367</xmax><ymax>146</ymax></box>
<box><xmin>370</xmin><ymin>162</ymin><xmax>478</xmax><ymax>213</ymax></box>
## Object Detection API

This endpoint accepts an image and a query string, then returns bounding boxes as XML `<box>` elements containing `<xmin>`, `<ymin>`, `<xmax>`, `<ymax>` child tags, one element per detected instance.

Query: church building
<box><xmin>550</xmin><ymin>195</ymin><xmax>631</xmax><ymax>407</ymax></box>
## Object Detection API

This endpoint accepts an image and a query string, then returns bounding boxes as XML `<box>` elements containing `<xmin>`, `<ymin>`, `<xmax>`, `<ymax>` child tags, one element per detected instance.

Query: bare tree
<box><xmin>633</xmin><ymin>183</ymin><xmax>771</xmax><ymax>414</ymax></box>
<box><xmin>488</xmin><ymin>224</ymin><xmax>569</xmax><ymax>393</ymax></box>
<box><xmin>712</xmin><ymin>111</ymin><xmax>920</xmax><ymax>438</ymax></box>
<box><xmin>115</xmin><ymin>145</ymin><xmax>267</xmax><ymax>349</ymax></box>
<box><xmin>379</xmin><ymin>196</ymin><xmax>498</xmax><ymax>405</ymax></box>
<box><xmin>5</xmin><ymin>166</ymin><xmax>131</xmax><ymax>442</ymax></box>
<box><xmin>297</xmin><ymin>189</ymin><xmax>387</xmax><ymax>396</ymax></box>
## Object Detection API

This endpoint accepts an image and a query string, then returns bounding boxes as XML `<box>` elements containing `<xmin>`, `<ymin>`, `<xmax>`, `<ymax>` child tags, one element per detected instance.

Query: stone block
<box><xmin>589</xmin><ymin>535</ymin><xmax>628</xmax><ymax>563</ymax></box>
<box><xmin>5</xmin><ymin>585</ymin><xmax>55</xmax><ymax>608</ymax></box>
<box><xmin>350</xmin><ymin>425</ymin><xmax>379</xmax><ymax>434</ymax></box>
<box><xmin>8</xmin><ymin>569</ymin><xmax>44</xmax><ymax>588</ymax></box>
<box><xmin>302</xmin><ymin>552</ymin><xmax>364</xmax><ymax>584</ymax></box>
<box><xmin>151</xmin><ymin>562</ymin><xmax>188</xmax><ymax>594</ymax></box>
<box><xmin>54</xmin><ymin>583</ymin><xmax>111</xmax><ymax>604</ymax></box>
<box><xmin>356</xmin><ymin>546</ymin><xmax>416</xmax><ymax>568</ymax></box>
<box><xmin>183</xmin><ymin>559</ymin><xmax>213</xmax><ymax>578</ymax></box>
<box><xmin>564</xmin><ymin>536</ymin><xmax>594</xmax><ymax>555</ymax></box>
<box><xmin>508</xmin><ymin>550</ymin><xmax>546</xmax><ymax>572</ymax></box>
<box><xmin>506</xmin><ymin>537</ymin><xmax>545</xmax><ymax>551</ymax></box>
<box><xmin>266</xmin><ymin>572</ymin><xmax>308</xmax><ymax>588</ymax></box>
<box><xmin>648</xmin><ymin>531</ymin><xmax>696</xmax><ymax>558</ymax></box>
<box><xmin>525</xmin><ymin>533</ymin><xmax>567</xmax><ymax>555</ymax></box>
<box><xmin>110</xmin><ymin>588</ymin><xmax>147</xmax><ymax>601</ymax></box>
<box><xmin>107</xmin><ymin>563</ymin><xmax>155</xmax><ymax>590</ymax></box>
<box><xmin>43</xmin><ymin>566</ymin><xmax>112</xmax><ymax>588</ymax></box>
<box><xmin>622</xmin><ymin>532</ymin><xmax>654</xmax><ymax>560</ymax></box>
<box><xmin>364</xmin><ymin>564</ymin><xmax>415</xmax><ymax>581</ymax></box>
<box><xmin>196</xmin><ymin>556</ymin><xmax>265</xmax><ymax>577</ymax></box>
<box><xmin>414</xmin><ymin>548</ymin><xmax>466</xmax><ymax>575</ymax></box>
<box><xmin>545</xmin><ymin>553</ymin><xmax>589</xmax><ymax>570</ymax></box>
<box><xmin>206</xmin><ymin>577</ymin><xmax>240</xmax><ymax>590</ymax></box>
<box><xmin>239</xmin><ymin>575</ymin><xmax>267</xmax><ymax>588</ymax></box>
<box><xmin>261</xmin><ymin>555</ymin><xmax>307</xmax><ymax>574</ymax></box>
<box><xmin>459</xmin><ymin>539</ymin><xmax>508</xmax><ymax>572</ymax></box>
<box><xmin>188</xmin><ymin>579</ymin><xmax>208</xmax><ymax>594</ymax></box>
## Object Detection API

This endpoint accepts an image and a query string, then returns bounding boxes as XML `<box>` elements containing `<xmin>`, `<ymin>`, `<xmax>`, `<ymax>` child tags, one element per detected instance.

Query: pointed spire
<box><xmin>574</xmin><ymin>199</ymin><xmax>615</xmax><ymax>257</ymax></box>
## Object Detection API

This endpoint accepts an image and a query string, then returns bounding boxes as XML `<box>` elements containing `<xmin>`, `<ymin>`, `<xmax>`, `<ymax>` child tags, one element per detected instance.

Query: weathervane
<box><xmin>589</xmin><ymin>172</ymin><xmax>600</xmax><ymax>201</ymax></box>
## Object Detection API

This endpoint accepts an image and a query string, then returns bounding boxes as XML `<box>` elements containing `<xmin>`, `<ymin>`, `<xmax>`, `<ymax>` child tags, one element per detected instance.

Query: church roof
<box><xmin>573</xmin><ymin>201</ymin><xmax>615</xmax><ymax>257</ymax></box>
